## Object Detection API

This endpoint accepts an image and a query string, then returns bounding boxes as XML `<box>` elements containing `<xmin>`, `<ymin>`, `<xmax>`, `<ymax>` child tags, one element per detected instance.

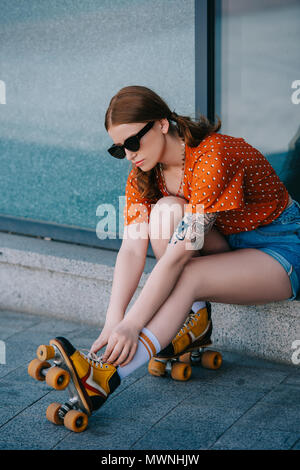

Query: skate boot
<box><xmin>28</xmin><ymin>336</ymin><xmax>120</xmax><ymax>432</ymax></box>
<box><xmin>148</xmin><ymin>302</ymin><xmax>222</xmax><ymax>381</ymax></box>
<box><xmin>157</xmin><ymin>301</ymin><xmax>212</xmax><ymax>359</ymax></box>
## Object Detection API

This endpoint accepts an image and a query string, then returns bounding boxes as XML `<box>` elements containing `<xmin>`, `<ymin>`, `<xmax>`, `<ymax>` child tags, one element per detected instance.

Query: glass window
<box><xmin>218</xmin><ymin>0</ymin><xmax>300</xmax><ymax>200</ymax></box>
<box><xmin>0</xmin><ymin>0</ymin><xmax>195</xmax><ymax>241</ymax></box>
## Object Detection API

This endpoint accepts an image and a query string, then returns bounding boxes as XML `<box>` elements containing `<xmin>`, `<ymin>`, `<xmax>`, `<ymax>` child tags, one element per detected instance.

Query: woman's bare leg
<box><xmin>147</xmin><ymin>196</ymin><xmax>293</xmax><ymax>350</ymax></box>
<box><xmin>146</xmin><ymin>248</ymin><xmax>293</xmax><ymax>349</ymax></box>
<box><xmin>149</xmin><ymin>196</ymin><xmax>231</xmax><ymax>260</ymax></box>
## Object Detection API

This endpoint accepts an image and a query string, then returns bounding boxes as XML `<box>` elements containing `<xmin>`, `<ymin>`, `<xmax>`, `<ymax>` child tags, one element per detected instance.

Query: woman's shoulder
<box><xmin>187</xmin><ymin>132</ymin><xmax>245</xmax><ymax>160</ymax></box>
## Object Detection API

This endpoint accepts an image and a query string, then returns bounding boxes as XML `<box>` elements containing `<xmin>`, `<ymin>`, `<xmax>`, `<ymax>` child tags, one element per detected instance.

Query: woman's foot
<box><xmin>156</xmin><ymin>302</ymin><xmax>212</xmax><ymax>359</ymax></box>
<box><xmin>49</xmin><ymin>337</ymin><xmax>121</xmax><ymax>414</ymax></box>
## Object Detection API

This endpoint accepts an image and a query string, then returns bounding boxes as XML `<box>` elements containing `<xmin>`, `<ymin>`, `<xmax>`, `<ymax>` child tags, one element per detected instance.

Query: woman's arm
<box><xmin>102</xmin><ymin>209</ymin><xmax>218</xmax><ymax>365</ymax></box>
<box><xmin>107</xmin><ymin>222</ymin><xmax>149</xmax><ymax>316</ymax></box>
<box><xmin>90</xmin><ymin>225</ymin><xmax>149</xmax><ymax>354</ymax></box>
<box><xmin>123</xmin><ymin>209</ymin><xmax>217</xmax><ymax>330</ymax></box>
<box><xmin>107</xmin><ymin>247</ymin><xmax>147</xmax><ymax>317</ymax></box>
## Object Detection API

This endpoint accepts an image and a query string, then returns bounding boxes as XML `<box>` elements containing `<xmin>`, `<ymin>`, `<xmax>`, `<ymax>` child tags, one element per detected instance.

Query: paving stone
<box><xmin>187</xmin><ymin>356</ymin><xmax>289</xmax><ymax>391</ymax></box>
<box><xmin>132</xmin><ymin>426</ymin><xmax>224</xmax><ymax>450</ymax></box>
<box><xmin>1</xmin><ymin>309</ymin><xmax>299</xmax><ymax>450</ymax></box>
<box><xmin>259</xmin><ymin>384</ymin><xmax>300</xmax><ymax>407</ymax></box>
<box><xmin>292</xmin><ymin>438</ymin><xmax>300</xmax><ymax>450</ymax></box>
<box><xmin>0</xmin><ymin>392</ymin><xmax>69</xmax><ymax>449</ymax></box>
<box><xmin>0</xmin><ymin>322</ymin><xmax>88</xmax><ymax>377</ymax></box>
<box><xmin>54</xmin><ymin>418</ymin><xmax>147</xmax><ymax>450</ymax></box>
<box><xmin>184</xmin><ymin>382</ymin><xmax>266</xmax><ymax>412</ymax></box>
<box><xmin>0</xmin><ymin>310</ymin><xmax>43</xmax><ymax>344</ymax></box>
<box><xmin>220</xmin><ymin>350</ymin><xmax>297</xmax><ymax>373</ymax></box>
<box><xmin>233</xmin><ymin>402</ymin><xmax>300</xmax><ymax>433</ymax></box>
<box><xmin>0</xmin><ymin>365</ymin><xmax>51</xmax><ymax>426</ymax></box>
<box><xmin>0</xmin><ymin>310</ymin><xmax>41</xmax><ymax>330</ymax></box>
<box><xmin>211</xmin><ymin>425</ymin><xmax>299</xmax><ymax>450</ymax></box>
<box><xmin>283</xmin><ymin>370</ymin><xmax>300</xmax><ymax>387</ymax></box>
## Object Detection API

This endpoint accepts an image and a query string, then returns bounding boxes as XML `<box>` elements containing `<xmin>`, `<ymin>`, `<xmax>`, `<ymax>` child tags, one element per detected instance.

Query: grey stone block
<box><xmin>0</xmin><ymin>366</ymin><xmax>51</xmax><ymax>427</ymax></box>
<box><xmin>292</xmin><ymin>439</ymin><xmax>300</xmax><ymax>450</ymax></box>
<box><xmin>259</xmin><ymin>384</ymin><xmax>300</xmax><ymax>407</ymax></box>
<box><xmin>54</xmin><ymin>418</ymin><xmax>147</xmax><ymax>450</ymax></box>
<box><xmin>188</xmin><ymin>356</ymin><xmax>289</xmax><ymax>391</ymax></box>
<box><xmin>0</xmin><ymin>233</ymin><xmax>149</xmax><ymax>326</ymax></box>
<box><xmin>0</xmin><ymin>392</ymin><xmax>69</xmax><ymax>450</ymax></box>
<box><xmin>234</xmin><ymin>402</ymin><xmax>300</xmax><ymax>433</ymax></box>
<box><xmin>283</xmin><ymin>370</ymin><xmax>300</xmax><ymax>387</ymax></box>
<box><xmin>0</xmin><ymin>309</ymin><xmax>41</xmax><ymax>340</ymax></box>
<box><xmin>185</xmin><ymin>382</ymin><xmax>266</xmax><ymax>412</ymax></box>
<box><xmin>211</xmin><ymin>425</ymin><xmax>299</xmax><ymax>450</ymax></box>
<box><xmin>0</xmin><ymin>320</ymin><xmax>87</xmax><ymax>377</ymax></box>
<box><xmin>132</xmin><ymin>426</ymin><xmax>224</xmax><ymax>450</ymax></box>
<box><xmin>211</xmin><ymin>301</ymin><xmax>300</xmax><ymax>364</ymax></box>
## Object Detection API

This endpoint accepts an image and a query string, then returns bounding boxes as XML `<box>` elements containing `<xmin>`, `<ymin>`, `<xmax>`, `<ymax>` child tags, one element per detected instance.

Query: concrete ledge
<box><xmin>212</xmin><ymin>302</ymin><xmax>299</xmax><ymax>365</ymax></box>
<box><xmin>0</xmin><ymin>232</ymin><xmax>299</xmax><ymax>364</ymax></box>
<box><xmin>0</xmin><ymin>232</ymin><xmax>156</xmax><ymax>325</ymax></box>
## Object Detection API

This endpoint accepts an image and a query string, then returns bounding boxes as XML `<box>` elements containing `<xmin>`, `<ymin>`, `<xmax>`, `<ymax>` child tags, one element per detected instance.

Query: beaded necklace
<box><xmin>158</xmin><ymin>141</ymin><xmax>186</xmax><ymax>197</ymax></box>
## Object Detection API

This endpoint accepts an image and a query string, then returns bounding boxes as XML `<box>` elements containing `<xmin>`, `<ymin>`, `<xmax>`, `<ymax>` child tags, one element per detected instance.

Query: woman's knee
<box><xmin>149</xmin><ymin>196</ymin><xmax>186</xmax><ymax>242</ymax></box>
<box><xmin>149</xmin><ymin>197</ymin><xmax>231</xmax><ymax>259</ymax></box>
<box><xmin>149</xmin><ymin>196</ymin><xmax>187</xmax><ymax>260</ymax></box>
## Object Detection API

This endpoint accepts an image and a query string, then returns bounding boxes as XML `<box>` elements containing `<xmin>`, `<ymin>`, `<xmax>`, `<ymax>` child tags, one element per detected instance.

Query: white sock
<box><xmin>117</xmin><ymin>327</ymin><xmax>161</xmax><ymax>380</ymax></box>
<box><xmin>191</xmin><ymin>301</ymin><xmax>206</xmax><ymax>313</ymax></box>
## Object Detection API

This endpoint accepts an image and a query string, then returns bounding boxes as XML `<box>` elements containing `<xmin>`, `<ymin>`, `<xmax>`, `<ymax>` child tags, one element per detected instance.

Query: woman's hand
<box><xmin>101</xmin><ymin>320</ymin><xmax>139</xmax><ymax>368</ymax></box>
<box><xmin>90</xmin><ymin>314</ymin><xmax>123</xmax><ymax>355</ymax></box>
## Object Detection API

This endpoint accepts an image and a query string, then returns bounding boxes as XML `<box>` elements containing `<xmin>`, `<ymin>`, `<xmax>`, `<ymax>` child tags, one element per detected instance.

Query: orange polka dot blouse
<box><xmin>124</xmin><ymin>132</ymin><xmax>289</xmax><ymax>235</ymax></box>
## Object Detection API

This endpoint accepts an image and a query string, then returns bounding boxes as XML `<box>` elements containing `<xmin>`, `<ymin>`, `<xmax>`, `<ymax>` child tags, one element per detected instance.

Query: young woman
<box><xmin>59</xmin><ymin>84</ymin><xmax>299</xmax><ymax>417</ymax></box>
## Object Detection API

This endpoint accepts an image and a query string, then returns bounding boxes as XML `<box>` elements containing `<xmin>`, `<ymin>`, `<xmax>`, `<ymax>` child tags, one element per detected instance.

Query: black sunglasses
<box><xmin>108</xmin><ymin>121</ymin><xmax>155</xmax><ymax>159</ymax></box>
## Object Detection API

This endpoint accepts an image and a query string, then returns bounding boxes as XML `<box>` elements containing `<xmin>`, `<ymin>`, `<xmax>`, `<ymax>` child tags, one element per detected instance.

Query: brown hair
<box><xmin>105</xmin><ymin>85</ymin><xmax>221</xmax><ymax>200</ymax></box>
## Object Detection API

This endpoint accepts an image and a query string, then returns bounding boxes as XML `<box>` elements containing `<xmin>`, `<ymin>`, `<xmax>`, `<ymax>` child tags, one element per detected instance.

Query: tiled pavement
<box><xmin>0</xmin><ymin>309</ymin><xmax>300</xmax><ymax>450</ymax></box>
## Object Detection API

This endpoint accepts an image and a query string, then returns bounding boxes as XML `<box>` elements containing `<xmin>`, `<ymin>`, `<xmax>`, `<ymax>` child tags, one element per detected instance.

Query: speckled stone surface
<box><xmin>211</xmin><ymin>301</ymin><xmax>300</xmax><ymax>364</ymax></box>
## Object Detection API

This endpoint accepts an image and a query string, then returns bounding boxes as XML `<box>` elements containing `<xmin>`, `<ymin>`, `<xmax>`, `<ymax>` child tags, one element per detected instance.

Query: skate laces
<box><xmin>178</xmin><ymin>309</ymin><xmax>205</xmax><ymax>335</ymax></box>
<box><xmin>180</xmin><ymin>312</ymin><xmax>199</xmax><ymax>333</ymax></box>
<box><xmin>79</xmin><ymin>349</ymin><xmax>109</xmax><ymax>369</ymax></box>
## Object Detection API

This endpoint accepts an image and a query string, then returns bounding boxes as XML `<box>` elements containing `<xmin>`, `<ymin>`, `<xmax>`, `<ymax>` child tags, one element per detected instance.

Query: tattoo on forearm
<box><xmin>203</xmin><ymin>212</ymin><xmax>218</xmax><ymax>234</ymax></box>
<box><xmin>169</xmin><ymin>211</ymin><xmax>218</xmax><ymax>251</ymax></box>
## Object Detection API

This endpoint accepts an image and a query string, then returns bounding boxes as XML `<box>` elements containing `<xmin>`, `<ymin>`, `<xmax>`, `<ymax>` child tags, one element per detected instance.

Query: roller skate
<box><xmin>28</xmin><ymin>336</ymin><xmax>120</xmax><ymax>432</ymax></box>
<box><xmin>148</xmin><ymin>302</ymin><xmax>222</xmax><ymax>381</ymax></box>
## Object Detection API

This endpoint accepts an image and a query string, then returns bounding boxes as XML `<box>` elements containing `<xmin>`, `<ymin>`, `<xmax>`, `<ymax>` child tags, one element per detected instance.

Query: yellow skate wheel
<box><xmin>148</xmin><ymin>357</ymin><xmax>166</xmax><ymax>377</ymax></box>
<box><xmin>36</xmin><ymin>344</ymin><xmax>55</xmax><ymax>361</ymax></box>
<box><xmin>201</xmin><ymin>350</ymin><xmax>222</xmax><ymax>370</ymax></box>
<box><xmin>64</xmin><ymin>410</ymin><xmax>88</xmax><ymax>433</ymax></box>
<box><xmin>45</xmin><ymin>366</ymin><xmax>70</xmax><ymax>390</ymax></box>
<box><xmin>179</xmin><ymin>352</ymin><xmax>191</xmax><ymax>364</ymax></box>
<box><xmin>171</xmin><ymin>362</ymin><xmax>192</xmax><ymax>381</ymax></box>
<box><xmin>28</xmin><ymin>358</ymin><xmax>51</xmax><ymax>381</ymax></box>
<box><xmin>46</xmin><ymin>402</ymin><xmax>64</xmax><ymax>425</ymax></box>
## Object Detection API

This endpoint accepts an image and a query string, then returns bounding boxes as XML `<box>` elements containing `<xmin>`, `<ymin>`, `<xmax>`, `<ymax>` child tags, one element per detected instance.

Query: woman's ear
<box><xmin>159</xmin><ymin>118</ymin><xmax>170</xmax><ymax>134</ymax></box>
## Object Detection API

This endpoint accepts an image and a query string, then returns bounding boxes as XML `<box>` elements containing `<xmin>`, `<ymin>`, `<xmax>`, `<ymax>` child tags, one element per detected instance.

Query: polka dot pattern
<box><xmin>124</xmin><ymin>133</ymin><xmax>289</xmax><ymax>234</ymax></box>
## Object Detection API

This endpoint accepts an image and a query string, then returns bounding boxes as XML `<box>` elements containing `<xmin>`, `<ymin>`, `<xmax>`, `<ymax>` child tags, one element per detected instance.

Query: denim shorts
<box><xmin>225</xmin><ymin>199</ymin><xmax>300</xmax><ymax>301</ymax></box>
